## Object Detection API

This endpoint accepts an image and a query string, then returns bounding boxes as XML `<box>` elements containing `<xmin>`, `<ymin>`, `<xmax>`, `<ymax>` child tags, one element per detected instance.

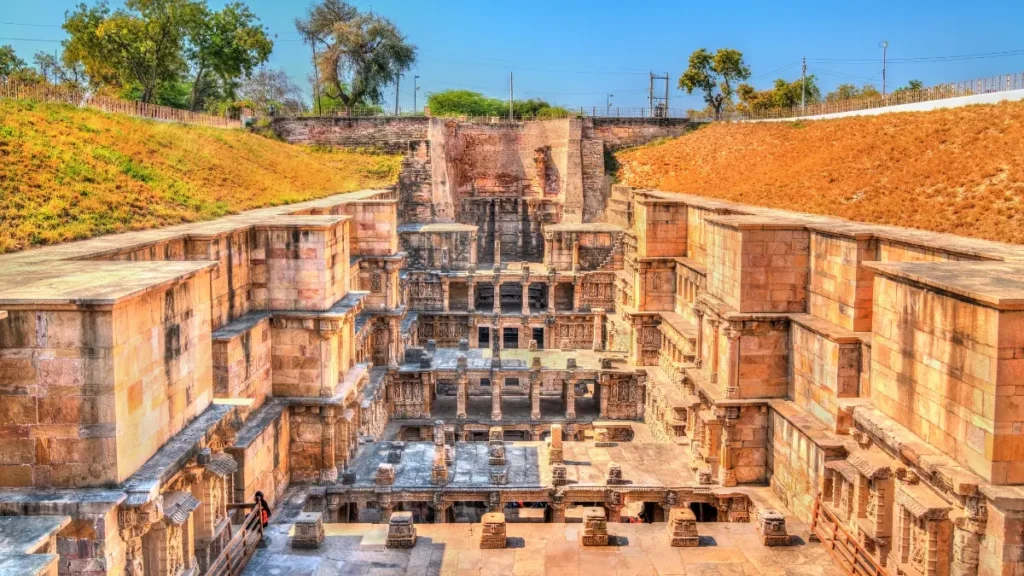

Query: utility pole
<box><xmin>509</xmin><ymin>72</ymin><xmax>514</xmax><ymax>120</ymax></box>
<box><xmin>395</xmin><ymin>73</ymin><xmax>401</xmax><ymax>116</ymax></box>
<box><xmin>414</xmin><ymin>75</ymin><xmax>420</xmax><ymax>114</ymax></box>
<box><xmin>880</xmin><ymin>41</ymin><xmax>889</xmax><ymax>96</ymax></box>
<box><xmin>309</xmin><ymin>39</ymin><xmax>322</xmax><ymax>116</ymax></box>
<box><xmin>665</xmin><ymin>71</ymin><xmax>669</xmax><ymax>113</ymax></box>
<box><xmin>801</xmin><ymin>57</ymin><xmax>807</xmax><ymax>110</ymax></box>
<box><xmin>649</xmin><ymin>73</ymin><xmax>654</xmax><ymax>114</ymax></box>
<box><xmin>607</xmin><ymin>93</ymin><xmax>614</xmax><ymax>114</ymax></box>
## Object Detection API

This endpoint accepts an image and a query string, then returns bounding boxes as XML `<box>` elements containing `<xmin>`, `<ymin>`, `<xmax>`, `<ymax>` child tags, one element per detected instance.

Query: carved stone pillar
<box><xmin>605</xmin><ymin>491</ymin><xmax>623</xmax><ymax>523</ymax></box>
<box><xmin>441</xmin><ymin>276</ymin><xmax>451</xmax><ymax>313</ymax></box>
<box><xmin>530</xmin><ymin>357</ymin><xmax>542</xmax><ymax>420</ymax></box>
<box><xmin>543</xmin><ymin>232</ymin><xmax>554</xmax><ymax>264</ymax></box>
<box><xmin>592</xmin><ymin>308</ymin><xmax>604</xmax><ymax>351</ymax></box>
<box><xmin>433</xmin><ymin>502</ymin><xmax>451</xmax><ymax>524</ymax></box>
<box><xmin>456</xmin><ymin>361</ymin><xmax>468</xmax><ymax>420</ymax></box>
<box><xmin>547</xmin><ymin>278</ymin><xmax>557</xmax><ymax>311</ymax></box>
<box><xmin>493</xmin><ymin>277</ymin><xmax>501</xmax><ymax>315</ymax></box>
<box><xmin>598</xmin><ymin>376</ymin><xmax>609</xmax><ymax>418</ymax></box>
<box><xmin>720</xmin><ymin>409</ymin><xmax>738</xmax><ymax>487</ymax></box>
<box><xmin>491</xmin><ymin>374</ymin><xmax>503</xmax><ymax>420</ymax></box>
<box><xmin>694</xmin><ymin>308</ymin><xmax>705</xmax><ymax>369</ymax></box>
<box><xmin>571</xmin><ymin>234</ymin><xmax>580</xmax><ymax>272</ymax></box>
<box><xmin>319</xmin><ymin>320</ymin><xmax>340</xmax><ymax>398</ymax></box>
<box><xmin>725</xmin><ymin>325</ymin><xmax>742</xmax><ymax>399</ymax></box>
<box><xmin>388</xmin><ymin>318</ymin><xmax>400</xmax><ymax>369</ymax></box>
<box><xmin>467</xmin><ymin>278</ymin><xmax>476</xmax><ymax>312</ymax></box>
<box><xmin>118</xmin><ymin>499</ymin><xmax>162</xmax><ymax>576</ymax></box>
<box><xmin>573</xmin><ymin>278</ymin><xmax>583</xmax><ymax>312</ymax></box>
<box><xmin>321</xmin><ymin>406</ymin><xmax>339</xmax><ymax>484</ymax></box>
<box><xmin>708</xmin><ymin>318</ymin><xmax>721</xmax><ymax>384</ymax></box>
<box><xmin>550</xmin><ymin>498</ymin><xmax>566</xmax><ymax>522</ymax></box>
<box><xmin>565</xmin><ymin>369</ymin><xmax>577</xmax><ymax>420</ymax></box>
<box><xmin>522</xmin><ymin>283</ymin><xmax>531</xmax><ymax>316</ymax></box>
<box><xmin>493</xmin><ymin>234</ymin><xmax>502</xmax><ymax>270</ymax></box>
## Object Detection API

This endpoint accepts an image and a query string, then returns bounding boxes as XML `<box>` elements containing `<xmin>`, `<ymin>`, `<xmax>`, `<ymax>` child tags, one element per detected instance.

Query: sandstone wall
<box><xmin>270</xmin><ymin>117</ymin><xmax>429</xmax><ymax>153</ymax></box>
<box><xmin>634</xmin><ymin>201</ymin><xmax>687</xmax><ymax>258</ymax></box>
<box><xmin>788</xmin><ymin>319</ymin><xmax>861</xmax><ymax>431</ymax></box>
<box><xmin>808</xmin><ymin>230</ymin><xmax>875</xmax><ymax>332</ymax></box>
<box><xmin>250</xmin><ymin>219</ymin><xmax>350</xmax><ymax>312</ymax></box>
<box><xmin>584</xmin><ymin>117</ymin><xmax>693</xmax><ymax>150</ymax></box>
<box><xmin>229</xmin><ymin>407</ymin><xmax>290</xmax><ymax>507</ymax></box>
<box><xmin>212</xmin><ymin>314</ymin><xmax>272</xmax><ymax>410</ymax></box>
<box><xmin>870</xmin><ymin>272</ymin><xmax>1024</xmax><ymax>483</ymax></box>
<box><xmin>766</xmin><ymin>402</ymin><xmax>837</xmax><ymax>522</ymax></box>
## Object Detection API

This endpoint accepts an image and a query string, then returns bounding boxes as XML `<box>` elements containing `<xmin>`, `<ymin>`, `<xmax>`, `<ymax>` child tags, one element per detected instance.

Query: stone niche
<box><xmin>893</xmin><ymin>476</ymin><xmax>952</xmax><ymax>576</ymax></box>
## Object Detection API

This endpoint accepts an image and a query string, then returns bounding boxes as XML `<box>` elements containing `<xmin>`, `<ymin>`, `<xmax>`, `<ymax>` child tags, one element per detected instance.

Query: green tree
<box><xmin>893</xmin><ymin>79</ymin><xmax>924</xmax><ymax>94</ymax></box>
<box><xmin>737</xmin><ymin>75</ymin><xmax>821</xmax><ymax>113</ymax></box>
<box><xmin>0</xmin><ymin>45</ymin><xmax>27</xmax><ymax>77</ymax></box>
<box><xmin>238</xmin><ymin>66</ymin><xmax>307</xmax><ymax>115</ymax></box>
<box><xmin>825</xmin><ymin>83</ymin><xmax>881</xmax><ymax>102</ymax></box>
<box><xmin>184</xmin><ymin>2</ymin><xmax>273</xmax><ymax>111</ymax></box>
<box><xmin>62</xmin><ymin>0</ymin><xmax>197</xmax><ymax>103</ymax></box>
<box><xmin>296</xmin><ymin>0</ymin><xmax>416</xmax><ymax>111</ymax></box>
<box><xmin>425</xmin><ymin>90</ymin><xmax>570</xmax><ymax>119</ymax></box>
<box><xmin>33</xmin><ymin>51</ymin><xmax>86</xmax><ymax>86</ymax></box>
<box><xmin>678</xmin><ymin>48</ymin><xmax>750</xmax><ymax>119</ymax></box>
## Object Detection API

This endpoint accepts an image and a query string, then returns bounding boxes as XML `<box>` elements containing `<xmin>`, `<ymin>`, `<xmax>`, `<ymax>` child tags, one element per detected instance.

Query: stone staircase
<box><xmin>606</xmin><ymin>185</ymin><xmax>633</xmax><ymax>229</ymax></box>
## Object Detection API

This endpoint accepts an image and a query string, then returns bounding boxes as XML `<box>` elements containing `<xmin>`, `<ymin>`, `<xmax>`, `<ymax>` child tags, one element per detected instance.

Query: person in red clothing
<box><xmin>254</xmin><ymin>491</ymin><xmax>272</xmax><ymax>527</ymax></box>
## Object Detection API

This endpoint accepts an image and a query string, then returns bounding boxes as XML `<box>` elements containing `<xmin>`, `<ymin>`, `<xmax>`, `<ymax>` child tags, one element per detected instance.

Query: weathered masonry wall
<box><xmin>270</xmin><ymin>116</ymin><xmax>430</xmax><ymax>153</ymax></box>
<box><xmin>584</xmin><ymin>117</ymin><xmax>693</xmax><ymax>149</ymax></box>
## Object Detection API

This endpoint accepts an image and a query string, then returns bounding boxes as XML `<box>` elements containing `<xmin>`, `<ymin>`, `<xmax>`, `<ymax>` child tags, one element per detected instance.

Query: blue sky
<box><xmin>2</xmin><ymin>0</ymin><xmax>1023</xmax><ymax>112</ymax></box>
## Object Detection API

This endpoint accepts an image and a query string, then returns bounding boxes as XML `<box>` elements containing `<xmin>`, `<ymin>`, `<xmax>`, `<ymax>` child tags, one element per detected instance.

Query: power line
<box><xmin>811</xmin><ymin>47</ymin><xmax>1024</xmax><ymax>64</ymax></box>
<box><xmin>0</xmin><ymin>37</ymin><xmax>62</xmax><ymax>43</ymax></box>
<box><xmin>0</xmin><ymin>21</ymin><xmax>62</xmax><ymax>28</ymax></box>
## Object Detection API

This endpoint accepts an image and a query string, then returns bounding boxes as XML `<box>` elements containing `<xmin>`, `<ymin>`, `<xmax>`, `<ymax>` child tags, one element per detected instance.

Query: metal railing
<box><xmin>811</xmin><ymin>498</ymin><xmax>890</xmax><ymax>576</ymax></box>
<box><xmin>691</xmin><ymin>71</ymin><xmax>1024</xmax><ymax>121</ymax></box>
<box><xmin>206</xmin><ymin>503</ymin><xmax>264</xmax><ymax>576</ymax></box>
<box><xmin>0</xmin><ymin>80</ymin><xmax>243</xmax><ymax>128</ymax></box>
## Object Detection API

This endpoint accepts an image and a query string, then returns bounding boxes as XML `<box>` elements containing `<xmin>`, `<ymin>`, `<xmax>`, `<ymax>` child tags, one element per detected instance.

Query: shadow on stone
<box><xmin>698</xmin><ymin>535</ymin><xmax>717</xmax><ymax>546</ymax></box>
<box><xmin>609</xmin><ymin>535</ymin><xmax>630</xmax><ymax>546</ymax></box>
<box><xmin>506</xmin><ymin>536</ymin><xmax>527</xmax><ymax>548</ymax></box>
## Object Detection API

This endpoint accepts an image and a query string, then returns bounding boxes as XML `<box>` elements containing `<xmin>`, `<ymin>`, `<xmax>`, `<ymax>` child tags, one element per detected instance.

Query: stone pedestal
<box><xmin>386</xmin><ymin>511</ymin><xmax>417</xmax><ymax>548</ymax></box>
<box><xmin>291</xmin><ymin>512</ymin><xmax>325</xmax><ymax>549</ymax></box>
<box><xmin>581</xmin><ymin>507</ymin><xmax>609</xmax><ymax>546</ymax></box>
<box><xmin>490</xmin><ymin>467</ymin><xmax>508</xmax><ymax>485</ymax></box>
<box><xmin>552</xmin><ymin>464</ymin><xmax>567</xmax><ymax>486</ymax></box>
<box><xmin>479</xmin><ymin>513</ymin><xmax>507</xmax><ymax>549</ymax></box>
<box><xmin>606</xmin><ymin>463</ymin><xmax>625</xmax><ymax>485</ymax></box>
<box><xmin>668</xmin><ymin>508</ymin><xmax>699</xmax><ymax>547</ymax></box>
<box><xmin>756</xmin><ymin>509</ymin><xmax>791</xmax><ymax>546</ymax></box>
<box><xmin>489</xmin><ymin>443</ymin><xmax>506</xmax><ymax>466</ymax></box>
<box><xmin>548</xmin><ymin>423</ymin><xmax>564</xmax><ymax>464</ymax></box>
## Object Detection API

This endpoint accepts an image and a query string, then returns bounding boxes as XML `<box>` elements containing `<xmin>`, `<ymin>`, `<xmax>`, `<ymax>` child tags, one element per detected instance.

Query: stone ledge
<box><xmin>853</xmin><ymin>405</ymin><xmax>983</xmax><ymax>496</ymax></box>
<box><xmin>865</xmin><ymin>261</ymin><xmax>1024</xmax><ymax>310</ymax></box>
<box><xmin>767</xmin><ymin>400</ymin><xmax>852</xmax><ymax>457</ymax></box>
<box><xmin>211</xmin><ymin>311</ymin><xmax>273</xmax><ymax>341</ymax></box>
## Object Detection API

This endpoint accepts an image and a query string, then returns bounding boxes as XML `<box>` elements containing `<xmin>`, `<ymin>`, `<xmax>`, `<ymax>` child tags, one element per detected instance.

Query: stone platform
<box><xmin>242</xmin><ymin>520</ymin><xmax>842</xmax><ymax>575</ymax></box>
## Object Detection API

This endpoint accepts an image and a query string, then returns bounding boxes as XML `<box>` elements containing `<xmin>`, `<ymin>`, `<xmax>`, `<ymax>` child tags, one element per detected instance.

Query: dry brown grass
<box><xmin>0</xmin><ymin>99</ymin><xmax>400</xmax><ymax>253</ymax></box>
<box><xmin>617</xmin><ymin>101</ymin><xmax>1024</xmax><ymax>245</ymax></box>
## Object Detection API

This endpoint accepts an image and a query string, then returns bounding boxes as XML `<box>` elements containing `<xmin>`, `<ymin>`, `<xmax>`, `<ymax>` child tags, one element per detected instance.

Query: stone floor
<box><xmin>243</xmin><ymin>521</ymin><xmax>842</xmax><ymax>576</ymax></box>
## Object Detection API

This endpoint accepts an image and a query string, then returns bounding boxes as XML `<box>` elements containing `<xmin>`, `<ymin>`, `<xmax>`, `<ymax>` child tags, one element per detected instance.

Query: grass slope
<box><xmin>0</xmin><ymin>99</ymin><xmax>400</xmax><ymax>253</ymax></box>
<box><xmin>617</xmin><ymin>101</ymin><xmax>1024</xmax><ymax>245</ymax></box>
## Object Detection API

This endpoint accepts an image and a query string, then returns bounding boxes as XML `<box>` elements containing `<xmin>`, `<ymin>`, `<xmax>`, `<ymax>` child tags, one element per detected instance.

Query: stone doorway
<box><xmin>478</xmin><ymin>326</ymin><xmax>490</xmax><ymax>348</ymax></box>
<box><xmin>503</xmin><ymin>327</ymin><xmax>519</xmax><ymax>349</ymax></box>
<box><xmin>475</xmin><ymin>282</ymin><xmax>494</xmax><ymax>310</ymax></box>
<box><xmin>528</xmin><ymin>282</ymin><xmax>548</xmax><ymax>312</ymax></box>
<box><xmin>690</xmin><ymin>502</ymin><xmax>719</xmax><ymax>522</ymax></box>
<box><xmin>554</xmin><ymin>282</ymin><xmax>574</xmax><ymax>311</ymax></box>
<box><xmin>449</xmin><ymin>282</ymin><xmax>469</xmax><ymax>310</ymax></box>
<box><xmin>500</xmin><ymin>283</ymin><xmax>523</xmax><ymax>314</ymax></box>
<box><xmin>532</xmin><ymin>327</ymin><xmax>544</xmax><ymax>349</ymax></box>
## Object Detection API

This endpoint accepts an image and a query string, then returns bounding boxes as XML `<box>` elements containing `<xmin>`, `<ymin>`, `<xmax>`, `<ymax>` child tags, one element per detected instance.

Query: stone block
<box><xmin>668</xmin><ymin>508</ymin><xmax>699</xmax><ymax>547</ymax></box>
<box><xmin>489</xmin><ymin>467</ymin><xmax>508</xmax><ymax>485</ymax></box>
<box><xmin>552</xmin><ymin>463</ymin><xmax>567</xmax><ymax>486</ymax></box>
<box><xmin>580</xmin><ymin>507</ymin><xmax>609</xmax><ymax>546</ymax></box>
<box><xmin>756</xmin><ymin>509</ymin><xmax>791</xmax><ymax>546</ymax></box>
<box><xmin>479</xmin><ymin>512</ymin><xmax>507</xmax><ymax>549</ymax></box>
<box><xmin>385</xmin><ymin>511</ymin><xmax>417</xmax><ymax>548</ymax></box>
<box><xmin>291</xmin><ymin>512</ymin><xmax>325</xmax><ymax>549</ymax></box>
<box><xmin>488</xmin><ymin>444</ymin><xmax>506</xmax><ymax>466</ymax></box>
<box><xmin>606</xmin><ymin>463</ymin><xmax>625</xmax><ymax>485</ymax></box>
<box><xmin>376</xmin><ymin>463</ymin><xmax>395</xmax><ymax>486</ymax></box>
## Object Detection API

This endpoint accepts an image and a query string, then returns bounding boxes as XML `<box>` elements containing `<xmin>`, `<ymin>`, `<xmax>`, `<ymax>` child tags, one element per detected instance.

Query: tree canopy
<box><xmin>737</xmin><ymin>75</ymin><xmax>822</xmax><ymax>113</ymax></box>
<box><xmin>296</xmin><ymin>0</ymin><xmax>416</xmax><ymax>111</ymax></box>
<box><xmin>425</xmin><ymin>89</ymin><xmax>571</xmax><ymax>119</ymax></box>
<box><xmin>61</xmin><ymin>0</ymin><xmax>272</xmax><ymax>109</ymax></box>
<box><xmin>678</xmin><ymin>48</ymin><xmax>751</xmax><ymax>119</ymax></box>
<box><xmin>825</xmin><ymin>83</ymin><xmax>881</xmax><ymax>102</ymax></box>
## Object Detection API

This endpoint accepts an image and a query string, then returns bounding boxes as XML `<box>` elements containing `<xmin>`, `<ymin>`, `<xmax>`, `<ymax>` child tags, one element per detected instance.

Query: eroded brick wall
<box><xmin>584</xmin><ymin>117</ymin><xmax>693</xmax><ymax>149</ymax></box>
<box><xmin>270</xmin><ymin>117</ymin><xmax>429</xmax><ymax>153</ymax></box>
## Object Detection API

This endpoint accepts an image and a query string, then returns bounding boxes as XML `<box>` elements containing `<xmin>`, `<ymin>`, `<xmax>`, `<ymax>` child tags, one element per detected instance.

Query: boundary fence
<box><xmin>690</xmin><ymin>71</ymin><xmax>1024</xmax><ymax>121</ymax></box>
<box><xmin>0</xmin><ymin>80</ymin><xmax>242</xmax><ymax>128</ymax></box>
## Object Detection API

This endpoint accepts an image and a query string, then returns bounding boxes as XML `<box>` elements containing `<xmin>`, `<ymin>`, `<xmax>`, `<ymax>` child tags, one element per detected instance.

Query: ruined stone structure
<box><xmin>3</xmin><ymin>114</ymin><xmax>1024</xmax><ymax>576</ymax></box>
